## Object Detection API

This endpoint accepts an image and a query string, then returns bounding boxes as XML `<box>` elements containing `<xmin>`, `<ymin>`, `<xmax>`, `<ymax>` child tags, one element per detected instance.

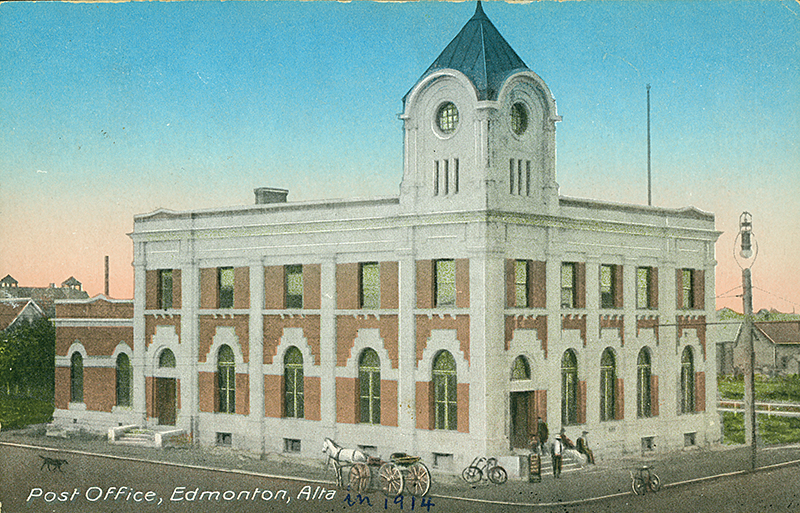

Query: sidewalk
<box><xmin>3</xmin><ymin>426</ymin><xmax>800</xmax><ymax>507</ymax></box>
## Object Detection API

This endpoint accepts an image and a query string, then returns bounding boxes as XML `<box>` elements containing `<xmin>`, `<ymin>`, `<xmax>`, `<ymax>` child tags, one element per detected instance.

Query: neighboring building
<box><xmin>52</xmin><ymin>295</ymin><xmax>135</xmax><ymax>430</ymax></box>
<box><xmin>719</xmin><ymin>320</ymin><xmax>800</xmax><ymax>376</ymax></box>
<box><xmin>51</xmin><ymin>2</ymin><xmax>720</xmax><ymax>471</ymax></box>
<box><xmin>0</xmin><ymin>298</ymin><xmax>46</xmax><ymax>332</ymax></box>
<box><xmin>1</xmin><ymin>274</ymin><xmax>89</xmax><ymax>317</ymax></box>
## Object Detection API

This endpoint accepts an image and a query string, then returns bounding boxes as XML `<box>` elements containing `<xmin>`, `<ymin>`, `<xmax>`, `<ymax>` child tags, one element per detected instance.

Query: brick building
<box><xmin>52</xmin><ymin>2</ymin><xmax>720</xmax><ymax>472</ymax></box>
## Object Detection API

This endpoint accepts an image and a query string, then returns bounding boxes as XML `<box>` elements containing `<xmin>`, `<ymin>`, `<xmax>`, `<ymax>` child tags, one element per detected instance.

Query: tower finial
<box><xmin>474</xmin><ymin>0</ymin><xmax>486</xmax><ymax>18</ymax></box>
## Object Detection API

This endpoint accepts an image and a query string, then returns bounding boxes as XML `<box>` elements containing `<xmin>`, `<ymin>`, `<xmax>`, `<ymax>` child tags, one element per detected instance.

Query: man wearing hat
<box><xmin>576</xmin><ymin>430</ymin><xmax>595</xmax><ymax>465</ymax></box>
<box><xmin>551</xmin><ymin>433</ymin><xmax>563</xmax><ymax>478</ymax></box>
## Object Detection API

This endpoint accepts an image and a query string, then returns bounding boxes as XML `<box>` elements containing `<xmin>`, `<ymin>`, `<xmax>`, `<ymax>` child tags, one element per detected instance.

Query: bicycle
<box><xmin>462</xmin><ymin>457</ymin><xmax>508</xmax><ymax>485</ymax></box>
<box><xmin>630</xmin><ymin>465</ymin><xmax>661</xmax><ymax>495</ymax></box>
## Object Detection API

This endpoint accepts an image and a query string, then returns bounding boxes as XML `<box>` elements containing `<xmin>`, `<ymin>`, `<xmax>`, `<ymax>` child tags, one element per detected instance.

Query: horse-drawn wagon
<box><xmin>322</xmin><ymin>438</ymin><xmax>431</xmax><ymax>497</ymax></box>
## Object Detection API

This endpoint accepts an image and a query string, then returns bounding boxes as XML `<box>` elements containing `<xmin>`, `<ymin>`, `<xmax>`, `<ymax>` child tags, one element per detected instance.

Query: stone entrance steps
<box><xmin>108</xmin><ymin>425</ymin><xmax>185</xmax><ymax>448</ymax></box>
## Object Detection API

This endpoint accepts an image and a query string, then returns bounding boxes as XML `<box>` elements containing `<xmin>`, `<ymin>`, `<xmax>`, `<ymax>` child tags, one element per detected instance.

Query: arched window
<box><xmin>637</xmin><ymin>348</ymin><xmax>652</xmax><ymax>418</ymax></box>
<box><xmin>433</xmin><ymin>351</ymin><xmax>457</xmax><ymax>430</ymax></box>
<box><xmin>116</xmin><ymin>353</ymin><xmax>131</xmax><ymax>407</ymax></box>
<box><xmin>561</xmin><ymin>350</ymin><xmax>578</xmax><ymax>426</ymax></box>
<box><xmin>511</xmin><ymin>355</ymin><xmax>531</xmax><ymax>381</ymax></box>
<box><xmin>284</xmin><ymin>347</ymin><xmax>304</xmax><ymax>418</ymax></box>
<box><xmin>359</xmin><ymin>348</ymin><xmax>381</xmax><ymax>424</ymax></box>
<box><xmin>70</xmin><ymin>352</ymin><xmax>83</xmax><ymax>403</ymax></box>
<box><xmin>681</xmin><ymin>346</ymin><xmax>695</xmax><ymax>413</ymax></box>
<box><xmin>600</xmin><ymin>348</ymin><xmax>616</xmax><ymax>421</ymax></box>
<box><xmin>159</xmin><ymin>348</ymin><xmax>176</xmax><ymax>368</ymax></box>
<box><xmin>217</xmin><ymin>345</ymin><xmax>235</xmax><ymax>414</ymax></box>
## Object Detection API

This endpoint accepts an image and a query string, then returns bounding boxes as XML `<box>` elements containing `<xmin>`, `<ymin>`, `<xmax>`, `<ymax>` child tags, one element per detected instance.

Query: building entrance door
<box><xmin>510</xmin><ymin>392</ymin><xmax>529</xmax><ymax>449</ymax></box>
<box><xmin>156</xmin><ymin>377</ymin><xmax>176</xmax><ymax>426</ymax></box>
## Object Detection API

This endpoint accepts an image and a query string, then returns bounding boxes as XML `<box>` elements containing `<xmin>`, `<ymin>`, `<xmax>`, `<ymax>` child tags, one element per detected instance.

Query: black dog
<box><xmin>39</xmin><ymin>455</ymin><xmax>68</xmax><ymax>472</ymax></box>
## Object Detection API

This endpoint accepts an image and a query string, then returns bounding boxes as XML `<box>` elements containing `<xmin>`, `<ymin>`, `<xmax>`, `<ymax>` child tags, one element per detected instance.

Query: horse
<box><xmin>322</xmin><ymin>438</ymin><xmax>369</xmax><ymax>467</ymax></box>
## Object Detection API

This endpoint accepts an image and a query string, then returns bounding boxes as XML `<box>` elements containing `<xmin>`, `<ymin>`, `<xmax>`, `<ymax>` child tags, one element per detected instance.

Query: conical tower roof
<box><xmin>409</xmin><ymin>1</ymin><xmax>529</xmax><ymax>102</ymax></box>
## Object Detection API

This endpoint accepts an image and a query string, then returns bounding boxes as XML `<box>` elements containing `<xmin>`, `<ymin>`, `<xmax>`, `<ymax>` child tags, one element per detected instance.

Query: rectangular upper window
<box><xmin>561</xmin><ymin>262</ymin><xmax>576</xmax><ymax>309</ymax></box>
<box><xmin>286</xmin><ymin>265</ymin><xmax>303</xmax><ymax>309</ymax></box>
<box><xmin>158</xmin><ymin>269</ymin><xmax>173</xmax><ymax>310</ymax></box>
<box><xmin>360</xmin><ymin>262</ymin><xmax>380</xmax><ymax>309</ymax></box>
<box><xmin>600</xmin><ymin>264</ymin><xmax>616</xmax><ymax>309</ymax></box>
<box><xmin>515</xmin><ymin>260</ymin><xmax>528</xmax><ymax>308</ymax></box>
<box><xmin>435</xmin><ymin>259</ymin><xmax>456</xmax><ymax>307</ymax></box>
<box><xmin>218</xmin><ymin>267</ymin><xmax>234</xmax><ymax>309</ymax></box>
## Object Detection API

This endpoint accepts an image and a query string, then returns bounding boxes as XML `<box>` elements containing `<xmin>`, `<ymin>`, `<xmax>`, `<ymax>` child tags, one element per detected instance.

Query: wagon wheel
<box><xmin>348</xmin><ymin>462</ymin><xmax>371</xmax><ymax>493</ymax></box>
<box><xmin>406</xmin><ymin>462</ymin><xmax>431</xmax><ymax>497</ymax></box>
<box><xmin>378</xmin><ymin>462</ymin><xmax>404</xmax><ymax>497</ymax></box>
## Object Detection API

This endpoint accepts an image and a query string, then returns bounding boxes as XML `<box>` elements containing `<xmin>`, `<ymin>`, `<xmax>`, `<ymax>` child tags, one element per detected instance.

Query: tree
<box><xmin>0</xmin><ymin>318</ymin><xmax>55</xmax><ymax>400</ymax></box>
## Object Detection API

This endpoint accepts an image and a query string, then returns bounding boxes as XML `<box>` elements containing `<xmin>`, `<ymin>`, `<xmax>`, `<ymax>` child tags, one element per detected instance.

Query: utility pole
<box><xmin>739</xmin><ymin>212</ymin><xmax>756</xmax><ymax>470</ymax></box>
<box><xmin>647</xmin><ymin>84</ymin><xmax>652</xmax><ymax>206</ymax></box>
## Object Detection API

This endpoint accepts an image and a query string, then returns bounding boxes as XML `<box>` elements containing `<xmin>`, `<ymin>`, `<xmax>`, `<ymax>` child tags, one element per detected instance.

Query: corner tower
<box><xmin>400</xmin><ymin>1</ymin><xmax>561</xmax><ymax>215</ymax></box>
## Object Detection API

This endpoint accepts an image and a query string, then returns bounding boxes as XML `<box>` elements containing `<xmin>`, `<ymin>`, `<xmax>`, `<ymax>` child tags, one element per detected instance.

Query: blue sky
<box><xmin>1</xmin><ymin>0</ymin><xmax>798</xmax><ymax>311</ymax></box>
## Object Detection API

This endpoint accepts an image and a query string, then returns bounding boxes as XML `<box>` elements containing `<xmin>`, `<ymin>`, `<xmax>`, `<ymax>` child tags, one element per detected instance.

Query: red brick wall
<box><xmin>649</xmin><ymin>267</ymin><xmax>659</xmax><ymax>309</ymax></box>
<box><xmin>455</xmin><ymin>259</ymin><xmax>469</xmax><ymax>308</ymax></box>
<box><xmin>416</xmin><ymin>260</ymin><xmax>434</xmax><ymax>309</ymax></box>
<box><xmin>304</xmin><ymin>264</ymin><xmax>321</xmax><ymax>310</ymax></box>
<box><xmin>530</xmin><ymin>261</ymin><xmax>546</xmax><ymax>308</ymax></box>
<box><xmin>146</xmin><ymin>270</ymin><xmax>158</xmax><ymax>310</ymax></box>
<box><xmin>381</xmin><ymin>380</ymin><xmax>398</xmax><ymax>427</ymax></box>
<box><xmin>145</xmin><ymin>377</ymin><xmax>154</xmax><ymax>419</ymax></box>
<box><xmin>198</xmin><ymin>372</ymin><xmax>215</xmax><ymax>413</ymax></box>
<box><xmin>416</xmin><ymin>381</ymin><xmax>432</xmax><ymax>430</ymax></box>
<box><xmin>505</xmin><ymin>260</ymin><xmax>516</xmax><ymax>308</ymax></box>
<box><xmin>505</xmin><ymin>315</ymin><xmax>547</xmax><ymax>356</ymax></box>
<box><xmin>651</xmin><ymin>375</ymin><xmax>659</xmax><ymax>417</ymax></box>
<box><xmin>613</xmin><ymin>265</ymin><xmax>624</xmax><ymax>308</ymax></box>
<box><xmin>200</xmin><ymin>268</ymin><xmax>218</xmax><ymax>309</ymax></box>
<box><xmin>264</xmin><ymin>266</ymin><xmax>285</xmax><ymax>309</ymax></box>
<box><xmin>336</xmin><ymin>263</ymin><xmax>360</xmax><ymax>310</ymax></box>
<box><xmin>457</xmin><ymin>383</ymin><xmax>469</xmax><ymax>433</ymax></box>
<box><xmin>695</xmin><ymin>372</ymin><xmax>706</xmax><ymax>412</ymax></box>
<box><xmin>336</xmin><ymin>315</ymin><xmax>399</xmax><ymax>368</ymax></box>
<box><xmin>55</xmin><ymin>367</ymin><xmax>70</xmax><ymax>409</ymax></box>
<box><xmin>380</xmin><ymin>261</ymin><xmax>399</xmax><ymax>309</ymax></box>
<box><xmin>56</xmin><ymin>326</ymin><xmax>133</xmax><ymax>356</ymax></box>
<box><xmin>416</xmin><ymin>314</ymin><xmax>470</xmax><ymax>364</ymax></box>
<box><xmin>577</xmin><ymin>380</ymin><xmax>587</xmax><ymax>424</ymax></box>
<box><xmin>262</xmin><ymin>315</ymin><xmax>320</xmax><ymax>366</ymax></box>
<box><xmin>615</xmin><ymin>378</ymin><xmax>624</xmax><ymax>420</ymax></box>
<box><xmin>197</xmin><ymin>315</ymin><xmax>249</xmax><ymax>363</ymax></box>
<box><xmin>56</xmin><ymin>299</ymin><xmax>133</xmax><ymax>319</ymax></box>
<box><xmin>234</xmin><ymin>267</ymin><xmax>250</xmax><ymax>310</ymax></box>
<box><xmin>264</xmin><ymin>375</ymin><xmax>283</xmax><ymax>418</ymax></box>
<box><xmin>305</xmin><ymin>376</ymin><xmax>321</xmax><ymax>421</ymax></box>
<box><xmin>172</xmin><ymin>269</ymin><xmax>182</xmax><ymax>309</ymax></box>
<box><xmin>693</xmin><ymin>270</ymin><xmax>705</xmax><ymax>310</ymax></box>
<box><xmin>83</xmin><ymin>367</ymin><xmax>115</xmax><ymax>412</ymax></box>
<box><xmin>336</xmin><ymin>377</ymin><xmax>359</xmax><ymax>424</ymax></box>
<box><xmin>575</xmin><ymin>263</ymin><xmax>586</xmax><ymax>308</ymax></box>
<box><xmin>144</xmin><ymin>316</ymin><xmax>181</xmax><ymax>349</ymax></box>
<box><xmin>236</xmin><ymin>373</ymin><xmax>250</xmax><ymax>415</ymax></box>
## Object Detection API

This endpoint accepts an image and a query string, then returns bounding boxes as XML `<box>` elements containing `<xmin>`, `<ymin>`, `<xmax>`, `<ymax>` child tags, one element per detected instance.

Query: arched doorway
<box><xmin>156</xmin><ymin>348</ymin><xmax>177</xmax><ymax>425</ymax></box>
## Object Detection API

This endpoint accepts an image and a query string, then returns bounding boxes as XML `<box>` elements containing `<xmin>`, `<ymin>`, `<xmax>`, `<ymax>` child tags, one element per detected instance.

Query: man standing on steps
<box><xmin>552</xmin><ymin>434</ymin><xmax>563</xmax><ymax>478</ymax></box>
<box><xmin>536</xmin><ymin>416</ymin><xmax>549</xmax><ymax>453</ymax></box>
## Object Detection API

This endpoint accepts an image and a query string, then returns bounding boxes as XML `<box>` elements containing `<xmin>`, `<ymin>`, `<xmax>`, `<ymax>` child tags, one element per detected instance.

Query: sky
<box><xmin>0</xmin><ymin>0</ymin><xmax>798</xmax><ymax>313</ymax></box>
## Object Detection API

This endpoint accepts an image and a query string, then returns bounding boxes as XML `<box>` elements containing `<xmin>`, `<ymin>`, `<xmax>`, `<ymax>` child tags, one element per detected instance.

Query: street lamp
<box><xmin>737</xmin><ymin>212</ymin><xmax>756</xmax><ymax>471</ymax></box>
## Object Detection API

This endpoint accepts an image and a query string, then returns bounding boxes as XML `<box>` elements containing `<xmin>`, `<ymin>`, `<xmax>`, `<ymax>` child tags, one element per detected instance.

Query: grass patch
<box><xmin>0</xmin><ymin>395</ymin><xmax>54</xmax><ymax>431</ymax></box>
<box><xmin>718</xmin><ymin>374</ymin><xmax>800</xmax><ymax>402</ymax></box>
<box><xmin>720</xmin><ymin>375</ymin><xmax>800</xmax><ymax>445</ymax></box>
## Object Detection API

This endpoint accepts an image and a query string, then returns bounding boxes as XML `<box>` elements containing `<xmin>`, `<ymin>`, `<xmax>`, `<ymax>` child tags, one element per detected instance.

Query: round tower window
<box><xmin>436</xmin><ymin>102</ymin><xmax>459</xmax><ymax>134</ymax></box>
<box><xmin>511</xmin><ymin>103</ymin><xmax>528</xmax><ymax>136</ymax></box>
